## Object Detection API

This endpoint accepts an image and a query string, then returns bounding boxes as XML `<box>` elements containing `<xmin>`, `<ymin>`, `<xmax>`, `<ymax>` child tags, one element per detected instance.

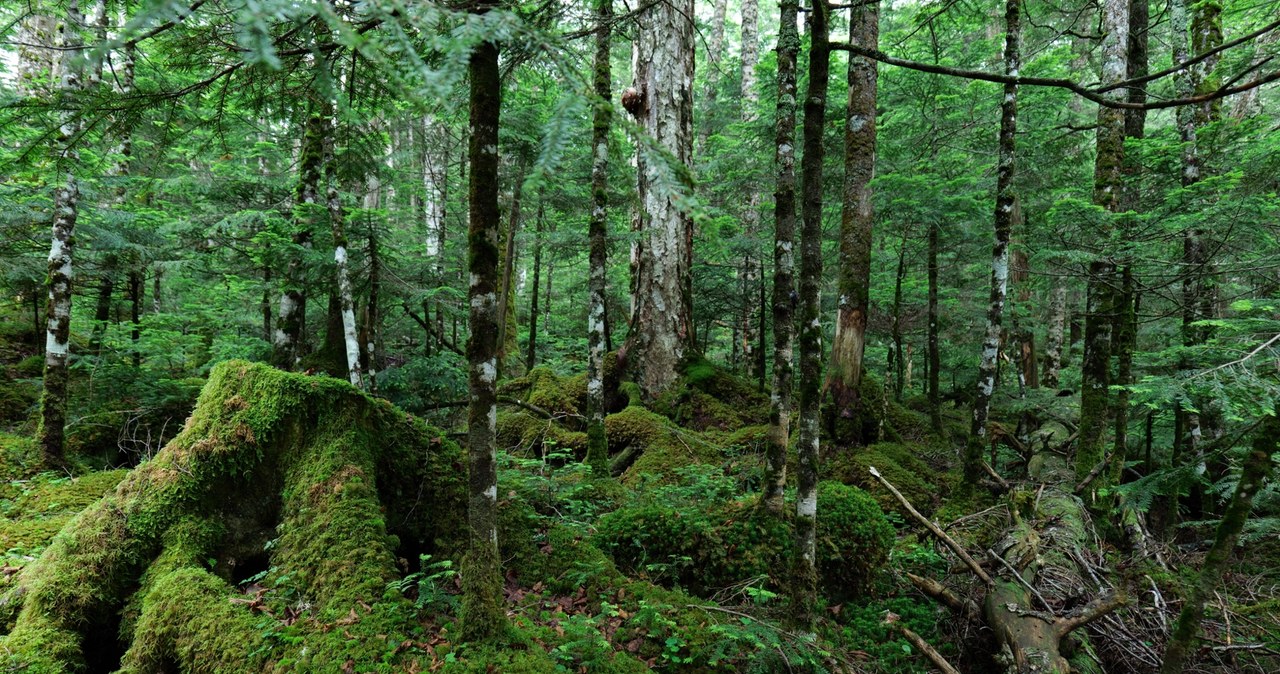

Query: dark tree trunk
<box><xmin>927</xmin><ymin>219</ymin><xmax>941</xmax><ymax>433</ymax></box>
<box><xmin>585</xmin><ymin>0</ymin><xmax>612</xmax><ymax>477</ymax></box>
<box><xmin>891</xmin><ymin>239</ymin><xmax>907</xmax><ymax>401</ymax></box>
<box><xmin>274</xmin><ymin>113</ymin><xmax>325</xmax><ymax>370</ymax></box>
<box><xmin>792</xmin><ymin>0</ymin><xmax>830</xmax><ymax>631</ymax></box>
<box><xmin>129</xmin><ymin>270</ymin><xmax>142</xmax><ymax>368</ymax></box>
<box><xmin>91</xmin><ymin>258</ymin><xmax>116</xmax><ymax>355</ymax></box>
<box><xmin>461</xmin><ymin>30</ymin><xmax>505</xmax><ymax>644</ymax></box>
<box><xmin>497</xmin><ymin>166</ymin><xmax>524</xmax><ymax>377</ymax></box>
<box><xmin>526</xmin><ymin>194</ymin><xmax>543</xmax><ymax>371</ymax></box>
<box><xmin>764</xmin><ymin>0</ymin><xmax>800</xmax><ymax>516</ymax></box>
<box><xmin>825</xmin><ymin>0</ymin><xmax>879</xmax><ymax>445</ymax></box>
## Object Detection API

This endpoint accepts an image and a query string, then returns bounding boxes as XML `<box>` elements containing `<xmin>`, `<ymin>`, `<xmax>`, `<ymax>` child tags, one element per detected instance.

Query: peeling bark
<box><xmin>37</xmin><ymin>0</ymin><xmax>88</xmax><ymax>467</ymax></box>
<box><xmin>825</xmin><ymin>0</ymin><xmax>879</xmax><ymax>445</ymax></box>
<box><xmin>625</xmin><ymin>0</ymin><xmax>695</xmax><ymax>399</ymax></box>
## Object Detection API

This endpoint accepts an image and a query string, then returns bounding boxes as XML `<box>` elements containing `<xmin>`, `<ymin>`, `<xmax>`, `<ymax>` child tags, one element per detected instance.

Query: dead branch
<box><xmin>1054</xmin><ymin>590</ymin><xmax>1126</xmax><ymax>637</ymax></box>
<box><xmin>1073</xmin><ymin>454</ymin><xmax>1111</xmax><ymax>494</ymax></box>
<box><xmin>869</xmin><ymin>466</ymin><xmax>993</xmax><ymax>586</ymax></box>
<box><xmin>885</xmin><ymin>612</ymin><xmax>963</xmax><ymax>674</ymax></box>
<box><xmin>906</xmin><ymin>572</ymin><xmax>980</xmax><ymax>621</ymax></box>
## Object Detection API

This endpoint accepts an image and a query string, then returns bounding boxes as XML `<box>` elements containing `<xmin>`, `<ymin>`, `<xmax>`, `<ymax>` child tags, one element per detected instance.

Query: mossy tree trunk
<box><xmin>764</xmin><ymin>0</ymin><xmax>799</xmax><ymax>516</ymax></box>
<box><xmin>323</xmin><ymin>108</ymin><xmax>365</xmax><ymax>389</ymax></box>
<box><xmin>274</xmin><ymin>112</ymin><xmax>325</xmax><ymax>370</ymax></box>
<box><xmin>462</xmin><ymin>22</ymin><xmax>507</xmax><ymax>642</ymax></box>
<box><xmin>966</xmin><ymin>0</ymin><xmax>1019</xmax><ymax>487</ymax></box>
<box><xmin>37</xmin><ymin>0</ymin><xmax>89</xmax><ymax>467</ymax></box>
<box><xmin>1077</xmin><ymin>0</ymin><xmax>1129</xmax><ymax>489</ymax></box>
<box><xmin>739</xmin><ymin>0</ymin><xmax>762</xmax><ymax>382</ymax></box>
<box><xmin>586</xmin><ymin>0</ymin><xmax>612</xmax><ymax>478</ymax></box>
<box><xmin>792</xmin><ymin>0</ymin><xmax>830</xmax><ymax>631</ymax></box>
<box><xmin>825</xmin><ymin>1</ymin><xmax>878</xmax><ymax>447</ymax></box>
<box><xmin>1159</xmin><ymin>408</ymin><xmax>1279</xmax><ymax>674</ymax></box>
<box><xmin>625</xmin><ymin>0</ymin><xmax>695</xmax><ymax>400</ymax></box>
<box><xmin>927</xmin><ymin>218</ymin><xmax>942</xmax><ymax>433</ymax></box>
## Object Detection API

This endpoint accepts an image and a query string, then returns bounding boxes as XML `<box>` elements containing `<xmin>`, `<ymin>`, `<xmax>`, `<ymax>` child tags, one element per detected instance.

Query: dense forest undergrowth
<box><xmin>0</xmin><ymin>323</ymin><xmax>1276</xmax><ymax>672</ymax></box>
<box><xmin>4</xmin><ymin>0</ymin><xmax>1280</xmax><ymax>671</ymax></box>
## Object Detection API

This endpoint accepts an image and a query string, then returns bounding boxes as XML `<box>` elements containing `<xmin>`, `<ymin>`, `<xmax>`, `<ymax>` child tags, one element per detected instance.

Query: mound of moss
<box><xmin>652</xmin><ymin>356</ymin><xmax>769</xmax><ymax>431</ymax></box>
<box><xmin>596</xmin><ymin>474</ymin><xmax>893</xmax><ymax>600</ymax></box>
<box><xmin>0</xmin><ymin>360</ymin><xmax>466</xmax><ymax>673</ymax></box>
<box><xmin>827</xmin><ymin>442</ymin><xmax>950</xmax><ymax>516</ymax></box>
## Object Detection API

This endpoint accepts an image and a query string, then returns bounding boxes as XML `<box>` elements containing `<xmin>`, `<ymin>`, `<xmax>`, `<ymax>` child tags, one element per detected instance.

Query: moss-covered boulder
<box><xmin>0</xmin><ymin>360</ymin><xmax>465</xmax><ymax>673</ymax></box>
<box><xmin>827</xmin><ymin>442</ymin><xmax>949</xmax><ymax>515</ymax></box>
<box><xmin>652</xmin><ymin>356</ymin><xmax>769</xmax><ymax>431</ymax></box>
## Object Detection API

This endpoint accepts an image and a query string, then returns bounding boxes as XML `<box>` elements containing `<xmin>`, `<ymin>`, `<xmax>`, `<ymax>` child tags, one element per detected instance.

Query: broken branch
<box><xmin>869</xmin><ymin>466</ymin><xmax>993</xmax><ymax>586</ymax></box>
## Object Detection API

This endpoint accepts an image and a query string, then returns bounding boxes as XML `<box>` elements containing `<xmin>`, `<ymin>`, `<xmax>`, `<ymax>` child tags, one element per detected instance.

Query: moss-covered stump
<box><xmin>0</xmin><ymin>360</ymin><xmax>465</xmax><ymax>673</ymax></box>
<box><xmin>651</xmin><ymin>356</ymin><xmax>769</xmax><ymax>431</ymax></box>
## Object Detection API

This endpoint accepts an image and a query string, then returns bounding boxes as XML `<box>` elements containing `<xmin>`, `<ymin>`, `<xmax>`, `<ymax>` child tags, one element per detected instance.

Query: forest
<box><xmin>1</xmin><ymin>0</ymin><xmax>1278</xmax><ymax>672</ymax></box>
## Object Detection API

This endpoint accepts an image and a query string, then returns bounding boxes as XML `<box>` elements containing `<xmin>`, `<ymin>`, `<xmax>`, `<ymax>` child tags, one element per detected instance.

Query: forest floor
<box><xmin>0</xmin><ymin>319</ymin><xmax>1278</xmax><ymax>672</ymax></box>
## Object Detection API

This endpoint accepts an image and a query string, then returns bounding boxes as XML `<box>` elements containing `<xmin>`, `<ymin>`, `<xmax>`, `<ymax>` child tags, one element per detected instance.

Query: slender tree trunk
<box><xmin>697</xmin><ymin>0</ymin><xmax>729</xmax><ymax>150</ymax></box>
<box><xmin>792</xmin><ymin>0</ymin><xmax>830</xmax><ymax>631</ymax></box>
<box><xmin>324</xmin><ymin>114</ymin><xmax>364</xmax><ymax>389</ymax></box>
<box><xmin>527</xmin><ymin>194</ymin><xmax>543</xmax><ymax>370</ymax></box>
<box><xmin>461</xmin><ymin>29</ymin><xmax>506</xmax><ymax>644</ymax></box>
<box><xmin>825</xmin><ymin>1</ymin><xmax>879</xmax><ymax>445</ymax></box>
<box><xmin>129</xmin><ymin>270</ymin><xmax>142</xmax><ymax>368</ymax></box>
<box><xmin>1159</xmin><ymin>409</ymin><xmax>1279</xmax><ymax>674</ymax></box>
<box><xmin>625</xmin><ymin>0</ymin><xmax>695</xmax><ymax>399</ymax></box>
<box><xmin>497</xmin><ymin>166</ymin><xmax>524</xmax><ymax>376</ymax></box>
<box><xmin>966</xmin><ymin>0</ymin><xmax>1019</xmax><ymax>487</ymax></box>
<box><xmin>1043</xmin><ymin>274</ymin><xmax>1067</xmax><ymax>388</ymax></box>
<box><xmin>275</xmin><ymin>113</ymin><xmax>325</xmax><ymax>370</ymax></box>
<box><xmin>740</xmin><ymin>0</ymin><xmax>762</xmax><ymax>381</ymax></box>
<box><xmin>927</xmin><ymin>219</ymin><xmax>941</xmax><ymax>433</ymax></box>
<box><xmin>586</xmin><ymin>0</ymin><xmax>612</xmax><ymax>477</ymax></box>
<box><xmin>37</xmin><ymin>0</ymin><xmax>88</xmax><ymax>467</ymax></box>
<box><xmin>1110</xmin><ymin>267</ymin><xmax>1136</xmax><ymax>485</ymax></box>
<box><xmin>891</xmin><ymin>239</ymin><xmax>907</xmax><ymax>401</ymax></box>
<box><xmin>1077</xmin><ymin>0</ymin><xmax>1130</xmax><ymax>487</ymax></box>
<box><xmin>91</xmin><ymin>258</ymin><xmax>116</xmax><ymax>355</ymax></box>
<box><xmin>367</xmin><ymin>216</ymin><xmax>382</xmax><ymax>383</ymax></box>
<box><xmin>764</xmin><ymin>0</ymin><xmax>800</xmax><ymax>516</ymax></box>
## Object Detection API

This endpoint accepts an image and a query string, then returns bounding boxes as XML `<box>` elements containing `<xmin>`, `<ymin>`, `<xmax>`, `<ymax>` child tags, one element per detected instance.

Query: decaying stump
<box><xmin>0</xmin><ymin>361</ymin><xmax>465</xmax><ymax>672</ymax></box>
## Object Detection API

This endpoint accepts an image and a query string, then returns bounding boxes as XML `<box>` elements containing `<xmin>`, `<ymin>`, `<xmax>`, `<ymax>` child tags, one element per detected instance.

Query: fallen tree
<box><xmin>0</xmin><ymin>360</ymin><xmax>466</xmax><ymax>672</ymax></box>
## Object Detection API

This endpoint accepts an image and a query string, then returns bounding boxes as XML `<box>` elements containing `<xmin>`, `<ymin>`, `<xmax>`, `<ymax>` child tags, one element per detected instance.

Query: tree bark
<box><xmin>966</xmin><ymin>0</ymin><xmax>1019</xmax><ymax>487</ymax></box>
<box><xmin>825</xmin><ymin>0</ymin><xmax>879</xmax><ymax>445</ymax></box>
<box><xmin>1078</xmin><ymin>0</ymin><xmax>1129</xmax><ymax>488</ymax></box>
<box><xmin>1043</xmin><ymin>273</ymin><xmax>1067</xmax><ymax>388</ymax></box>
<box><xmin>764</xmin><ymin>0</ymin><xmax>800</xmax><ymax>516</ymax></box>
<box><xmin>275</xmin><ymin>113</ymin><xmax>325</xmax><ymax>370</ymax></box>
<box><xmin>1159</xmin><ymin>408</ymin><xmax>1279</xmax><ymax>674</ymax></box>
<box><xmin>527</xmin><ymin>194</ymin><xmax>543</xmax><ymax>371</ymax></box>
<box><xmin>37</xmin><ymin>0</ymin><xmax>88</xmax><ymax>467</ymax></box>
<box><xmin>927</xmin><ymin>219</ymin><xmax>942</xmax><ymax>432</ymax></box>
<box><xmin>739</xmin><ymin>0</ymin><xmax>762</xmax><ymax>382</ymax></box>
<box><xmin>461</xmin><ymin>26</ymin><xmax>505</xmax><ymax>643</ymax></box>
<box><xmin>792</xmin><ymin>0</ymin><xmax>830</xmax><ymax>631</ymax></box>
<box><xmin>697</xmin><ymin>0</ymin><xmax>729</xmax><ymax>150</ymax></box>
<box><xmin>324</xmin><ymin>112</ymin><xmax>364</xmax><ymax>389</ymax></box>
<box><xmin>625</xmin><ymin>0</ymin><xmax>695</xmax><ymax>399</ymax></box>
<box><xmin>586</xmin><ymin>0</ymin><xmax>612</xmax><ymax>478</ymax></box>
<box><xmin>497</xmin><ymin>165</ymin><xmax>525</xmax><ymax>376</ymax></box>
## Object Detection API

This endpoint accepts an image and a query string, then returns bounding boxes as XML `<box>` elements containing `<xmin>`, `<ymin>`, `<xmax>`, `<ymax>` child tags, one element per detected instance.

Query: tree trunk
<box><xmin>585</xmin><ymin>0</ymin><xmax>612</xmax><ymax>478</ymax></box>
<box><xmin>1159</xmin><ymin>408</ymin><xmax>1279</xmax><ymax>674</ymax></box>
<box><xmin>625</xmin><ymin>0</ymin><xmax>695</xmax><ymax>399</ymax></box>
<box><xmin>825</xmin><ymin>1</ymin><xmax>878</xmax><ymax>445</ymax></box>
<box><xmin>1078</xmin><ymin>0</ymin><xmax>1129</xmax><ymax>489</ymax></box>
<box><xmin>129</xmin><ymin>270</ymin><xmax>142</xmax><ymax>368</ymax></box>
<box><xmin>739</xmin><ymin>0</ymin><xmax>762</xmax><ymax>382</ymax></box>
<box><xmin>966</xmin><ymin>0</ymin><xmax>1019</xmax><ymax>487</ymax></box>
<box><xmin>527</xmin><ymin>195</ymin><xmax>543</xmax><ymax>371</ymax></box>
<box><xmin>764</xmin><ymin>0</ymin><xmax>800</xmax><ymax>516</ymax></box>
<box><xmin>891</xmin><ymin>239</ymin><xmax>907</xmax><ymax>401</ymax></box>
<box><xmin>1043</xmin><ymin>273</ymin><xmax>1067</xmax><ymax>388</ymax></box>
<box><xmin>37</xmin><ymin>0</ymin><xmax>88</xmax><ymax>467</ymax></box>
<box><xmin>324</xmin><ymin>113</ymin><xmax>364</xmax><ymax>389</ymax></box>
<box><xmin>90</xmin><ymin>258</ymin><xmax>116</xmax><ymax>355</ymax></box>
<box><xmin>462</xmin><ymin>26</ymin><xmax>505</xmax><ymax>643</ymax></box>
<box><xmin>497</xmin><ymin>165</ymin><xmax>524</xmax><ymax>377</ymax></box>
<box><xmin>16</xmin><ymin>13</ymin><xmax>56</xmax><ymax>97</ymax></box>
<box><xmin>792</xmin><ymin>0</ymin><xmax>830</xmax><ymax>631</ymax></box>
<box><xmin>697</xmin><ymin>0</ymin><xmax>729</xmax><ymax>150</ymax></box>
<box><xmin>275</xmin><ymin>113</ymin><xmax>325</xmax><ymax>370</ymax></box>
<box><xmin>927</xmin><ymin>219</ymin><xmax>942</xmax><ymax>433</ymax></box>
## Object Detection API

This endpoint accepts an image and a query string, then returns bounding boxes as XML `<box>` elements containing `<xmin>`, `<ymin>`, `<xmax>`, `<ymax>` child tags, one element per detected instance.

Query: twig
<box><xmin>905</xmin><ymin>572</ymin><xmax>980</xmax><ymax>621</ymax></box>
<box><xmin>869</xmin><ymin>466</ymin><xmax>993</xmax><ymax>586</ymax></box>
<box><xmin>988</xmin><ymin>547</ymin><xmax>1052</xmax><ymax>611</ymax></box>
<box><xmin>982</xmin><ymin>461</ymin><xmax>1011</xmax><ymax>491</ymax></box>
<box><xmin>885</xmin><ymin>613</ymin><xmax>962</xmax><ymax>674</ymax></box>
<box><xmin>1074</xmin><ymin>454</ymin><xmax>1111</xmax><ymax>494</ymax></box>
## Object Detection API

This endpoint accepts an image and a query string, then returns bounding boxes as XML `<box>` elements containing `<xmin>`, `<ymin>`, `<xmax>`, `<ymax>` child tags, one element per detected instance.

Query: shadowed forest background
<box><xmin>1</xmin><ymin>0</ymin><xmax>1279</xmax><ymax>672</ymax></box>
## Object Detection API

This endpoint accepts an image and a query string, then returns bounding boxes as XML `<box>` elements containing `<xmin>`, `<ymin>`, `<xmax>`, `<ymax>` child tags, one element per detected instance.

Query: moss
<box><xmin>0</xmin><ymin>361</ymin><xmax>466</xmax><ymax>672</ymax></box>
<box><xmin>0</xmin><ymin>374</ymin><xmax>37</xmax><ymax>426</ymax></box>
<box><xmin>827</xmin><ymin>442</ymin><xmax>945</xmax><ymax>515</ymax></box>
<box><xmin>605</xmin><ymin>406</ymin><xmax>722</xmax><ymax>483</ymax></box>
<box><xmin>814</xmin><ymin>482</ymin><xmax>894</xmax><ymax>599</ymax></box>
<box><xmin>0</xmin><ymin>469</ymin><xmax>129</xmax><ymax>555</ymax></box>
<box><xmin>440</xmin><ymin>646</ymin><xmax>559</xmax><ymax>673</ymax></box>
<box><xmin>496</xmin><ymin>411</ymin><xmax>587</xmax><ymax>457</ymax></box>
<box><xmin>652</xmin><ymin>357</ymin><xmax>769</xmax><ymax>431</ymax></box>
